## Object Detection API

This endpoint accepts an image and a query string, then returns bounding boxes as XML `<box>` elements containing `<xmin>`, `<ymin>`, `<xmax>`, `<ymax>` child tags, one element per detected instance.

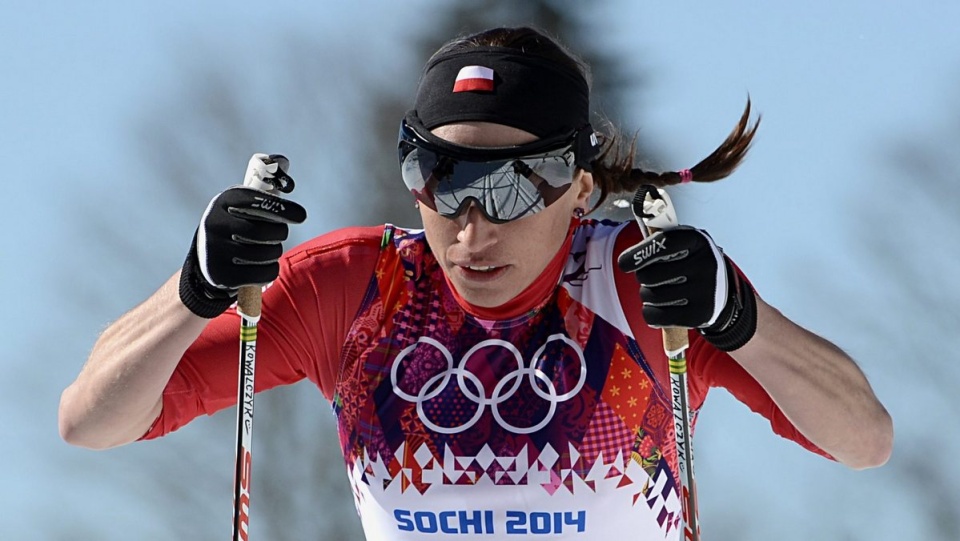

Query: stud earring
<box><xmin>573</xmin><ymin>207</ymin><xmax>585</xmax><ymax>219</ymax></box>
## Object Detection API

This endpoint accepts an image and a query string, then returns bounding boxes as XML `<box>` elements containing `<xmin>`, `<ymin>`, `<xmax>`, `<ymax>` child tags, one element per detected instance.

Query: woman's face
<box><xmin>419</xmin><ymin>122</ymin><xmax>593</xmax><ymax>308</ymax></box>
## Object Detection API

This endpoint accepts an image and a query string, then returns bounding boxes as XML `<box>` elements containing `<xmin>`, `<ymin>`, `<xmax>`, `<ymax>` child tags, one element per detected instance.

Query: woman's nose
<box><xmin>455</xmin><ymin>202</ymin><xmax>498</xmax><ymax>251</ymax></box>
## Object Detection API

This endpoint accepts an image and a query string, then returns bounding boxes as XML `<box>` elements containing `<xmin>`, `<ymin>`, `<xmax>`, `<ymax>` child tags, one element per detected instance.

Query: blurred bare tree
<box><xmin>802</xmin><ymin>84</ymin><xmax>960</xmax><ymax>540</ymax></box>
<box><xmin>60</xmin><ymin>1</ymin><xmax>657</xmax><ymax>539</ymax></box>
<box><xmin>855</xmin><ymin>100</ymin><xmax>960</xmax><ymax>539</ymax></box>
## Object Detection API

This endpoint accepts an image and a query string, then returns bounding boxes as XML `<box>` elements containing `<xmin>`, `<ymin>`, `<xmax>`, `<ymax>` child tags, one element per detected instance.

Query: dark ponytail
<box><xmin>591</xmin><ymin>99</ymin><xmax>760</xmax><ymax>210</ymax></box>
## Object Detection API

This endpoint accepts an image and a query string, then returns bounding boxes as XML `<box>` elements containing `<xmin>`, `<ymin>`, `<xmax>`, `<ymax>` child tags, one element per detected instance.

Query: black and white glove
<box><xmin>179</xmin><ymin>184</ymin><xmax>307</xmax><ymax>318</ymax></box>
<box><xmin>616</xmin><ymin>226</ymin><xmax>757</xmax><ymax>351</ymax></box>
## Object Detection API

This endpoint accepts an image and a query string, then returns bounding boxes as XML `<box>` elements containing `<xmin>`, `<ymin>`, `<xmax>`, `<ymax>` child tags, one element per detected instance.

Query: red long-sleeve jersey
<box><xmin>144</xmin><ymin>219</ymin><xmax>828</xmax><ymax>540</ymax></box>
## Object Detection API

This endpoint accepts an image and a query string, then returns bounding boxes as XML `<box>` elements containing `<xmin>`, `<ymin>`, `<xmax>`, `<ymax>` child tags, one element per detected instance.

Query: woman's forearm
<box><xmin>58</xmin><ymin>272</ymin><xmax>209</xmax><ymax>449</ymax></box>
<box><xmin>731</xmin><ymin>297</ymin><xmax>893</xmax><ymax>469</ymax></box>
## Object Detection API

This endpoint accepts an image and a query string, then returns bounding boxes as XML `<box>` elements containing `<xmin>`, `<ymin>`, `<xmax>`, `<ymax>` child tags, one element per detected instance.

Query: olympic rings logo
<box><xmin>390</xmin><ymin>334</ymin><xmax>587</xmax><ymax>435</ymax></box>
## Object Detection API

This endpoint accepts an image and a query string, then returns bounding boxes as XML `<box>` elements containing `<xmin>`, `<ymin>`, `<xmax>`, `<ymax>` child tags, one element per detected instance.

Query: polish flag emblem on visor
<box><xmin>453</xmin><ymin>65</ymin><xmax>495</xmax><ymax>92</ymax></box>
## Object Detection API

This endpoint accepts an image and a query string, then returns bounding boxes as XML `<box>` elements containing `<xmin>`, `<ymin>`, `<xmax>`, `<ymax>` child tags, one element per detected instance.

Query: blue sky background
<box><xmin>3</xmin><ymin>1</ymin><xmax>959</xmax><ymax>539</ymax></box>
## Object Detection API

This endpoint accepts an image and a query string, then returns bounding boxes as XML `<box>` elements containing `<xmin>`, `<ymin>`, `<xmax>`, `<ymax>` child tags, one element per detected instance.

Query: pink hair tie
<box><xmin>679</xmin><ymin>169</ymin><xmax>693</xmax><ymax>184</ymax></box>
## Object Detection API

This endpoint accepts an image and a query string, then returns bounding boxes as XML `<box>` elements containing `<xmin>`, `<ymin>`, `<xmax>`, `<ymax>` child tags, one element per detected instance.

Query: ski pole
<box><xmin>630</xmin><ymin>186</ymin><xmax>701</xmax><ymax>541</ymax></box>
<box><xmin>232</xmin><ymin>154</ymin><xmax>295</xmax><ymax>541</ymax></box>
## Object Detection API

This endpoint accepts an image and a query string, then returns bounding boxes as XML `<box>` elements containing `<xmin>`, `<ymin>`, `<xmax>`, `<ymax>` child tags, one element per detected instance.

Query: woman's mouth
<box><xmin>456</xmin><ymin>264</ymin><xmax>508</xmax><ymax>281</ymax></box>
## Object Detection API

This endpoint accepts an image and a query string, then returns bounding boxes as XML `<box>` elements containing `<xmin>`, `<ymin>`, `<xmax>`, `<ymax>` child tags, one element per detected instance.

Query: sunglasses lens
<box><xmin>399</xmin><ymin>135</ymin><xmax>577</xmax><ymax>223</ymax></box>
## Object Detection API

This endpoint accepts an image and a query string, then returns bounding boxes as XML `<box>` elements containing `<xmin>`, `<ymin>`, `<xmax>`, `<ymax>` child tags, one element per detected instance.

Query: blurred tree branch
<box><xmin>840</xmin><ymin>83</ymin><xmax>960</xmax><ymax>538</ymax></box>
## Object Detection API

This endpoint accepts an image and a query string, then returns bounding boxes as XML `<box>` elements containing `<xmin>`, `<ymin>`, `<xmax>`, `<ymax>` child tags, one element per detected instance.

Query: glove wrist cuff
<box><xmin>179</xmin><ymin>234</ymin><xmax>237</xmax><ymax>319</ymax></box>
<box><xmin>700</xmin><ymin>271</ymin><xmax>757</xmax><ymax>351</ymax></box>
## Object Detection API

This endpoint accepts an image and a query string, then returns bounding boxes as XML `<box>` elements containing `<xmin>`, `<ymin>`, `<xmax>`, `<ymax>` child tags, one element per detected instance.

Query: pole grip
<box><xmin>234</xmin><ymin>153</ymin><xmax>288</xmax><ymax>321</ymax></box>
<box><xmin>237</xmin><ymin>286</ymin><xmax>262</xmax><ymax>318</ymax></box>
<box><xmin>662</xmin><ymin>326</ymin><xmax>689</xmax><ymax>355</ymax></box>
<box><xmin>645</xmin><ymin>220</ymin><xmax>691</xmax><ymax>356</ymax></box>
